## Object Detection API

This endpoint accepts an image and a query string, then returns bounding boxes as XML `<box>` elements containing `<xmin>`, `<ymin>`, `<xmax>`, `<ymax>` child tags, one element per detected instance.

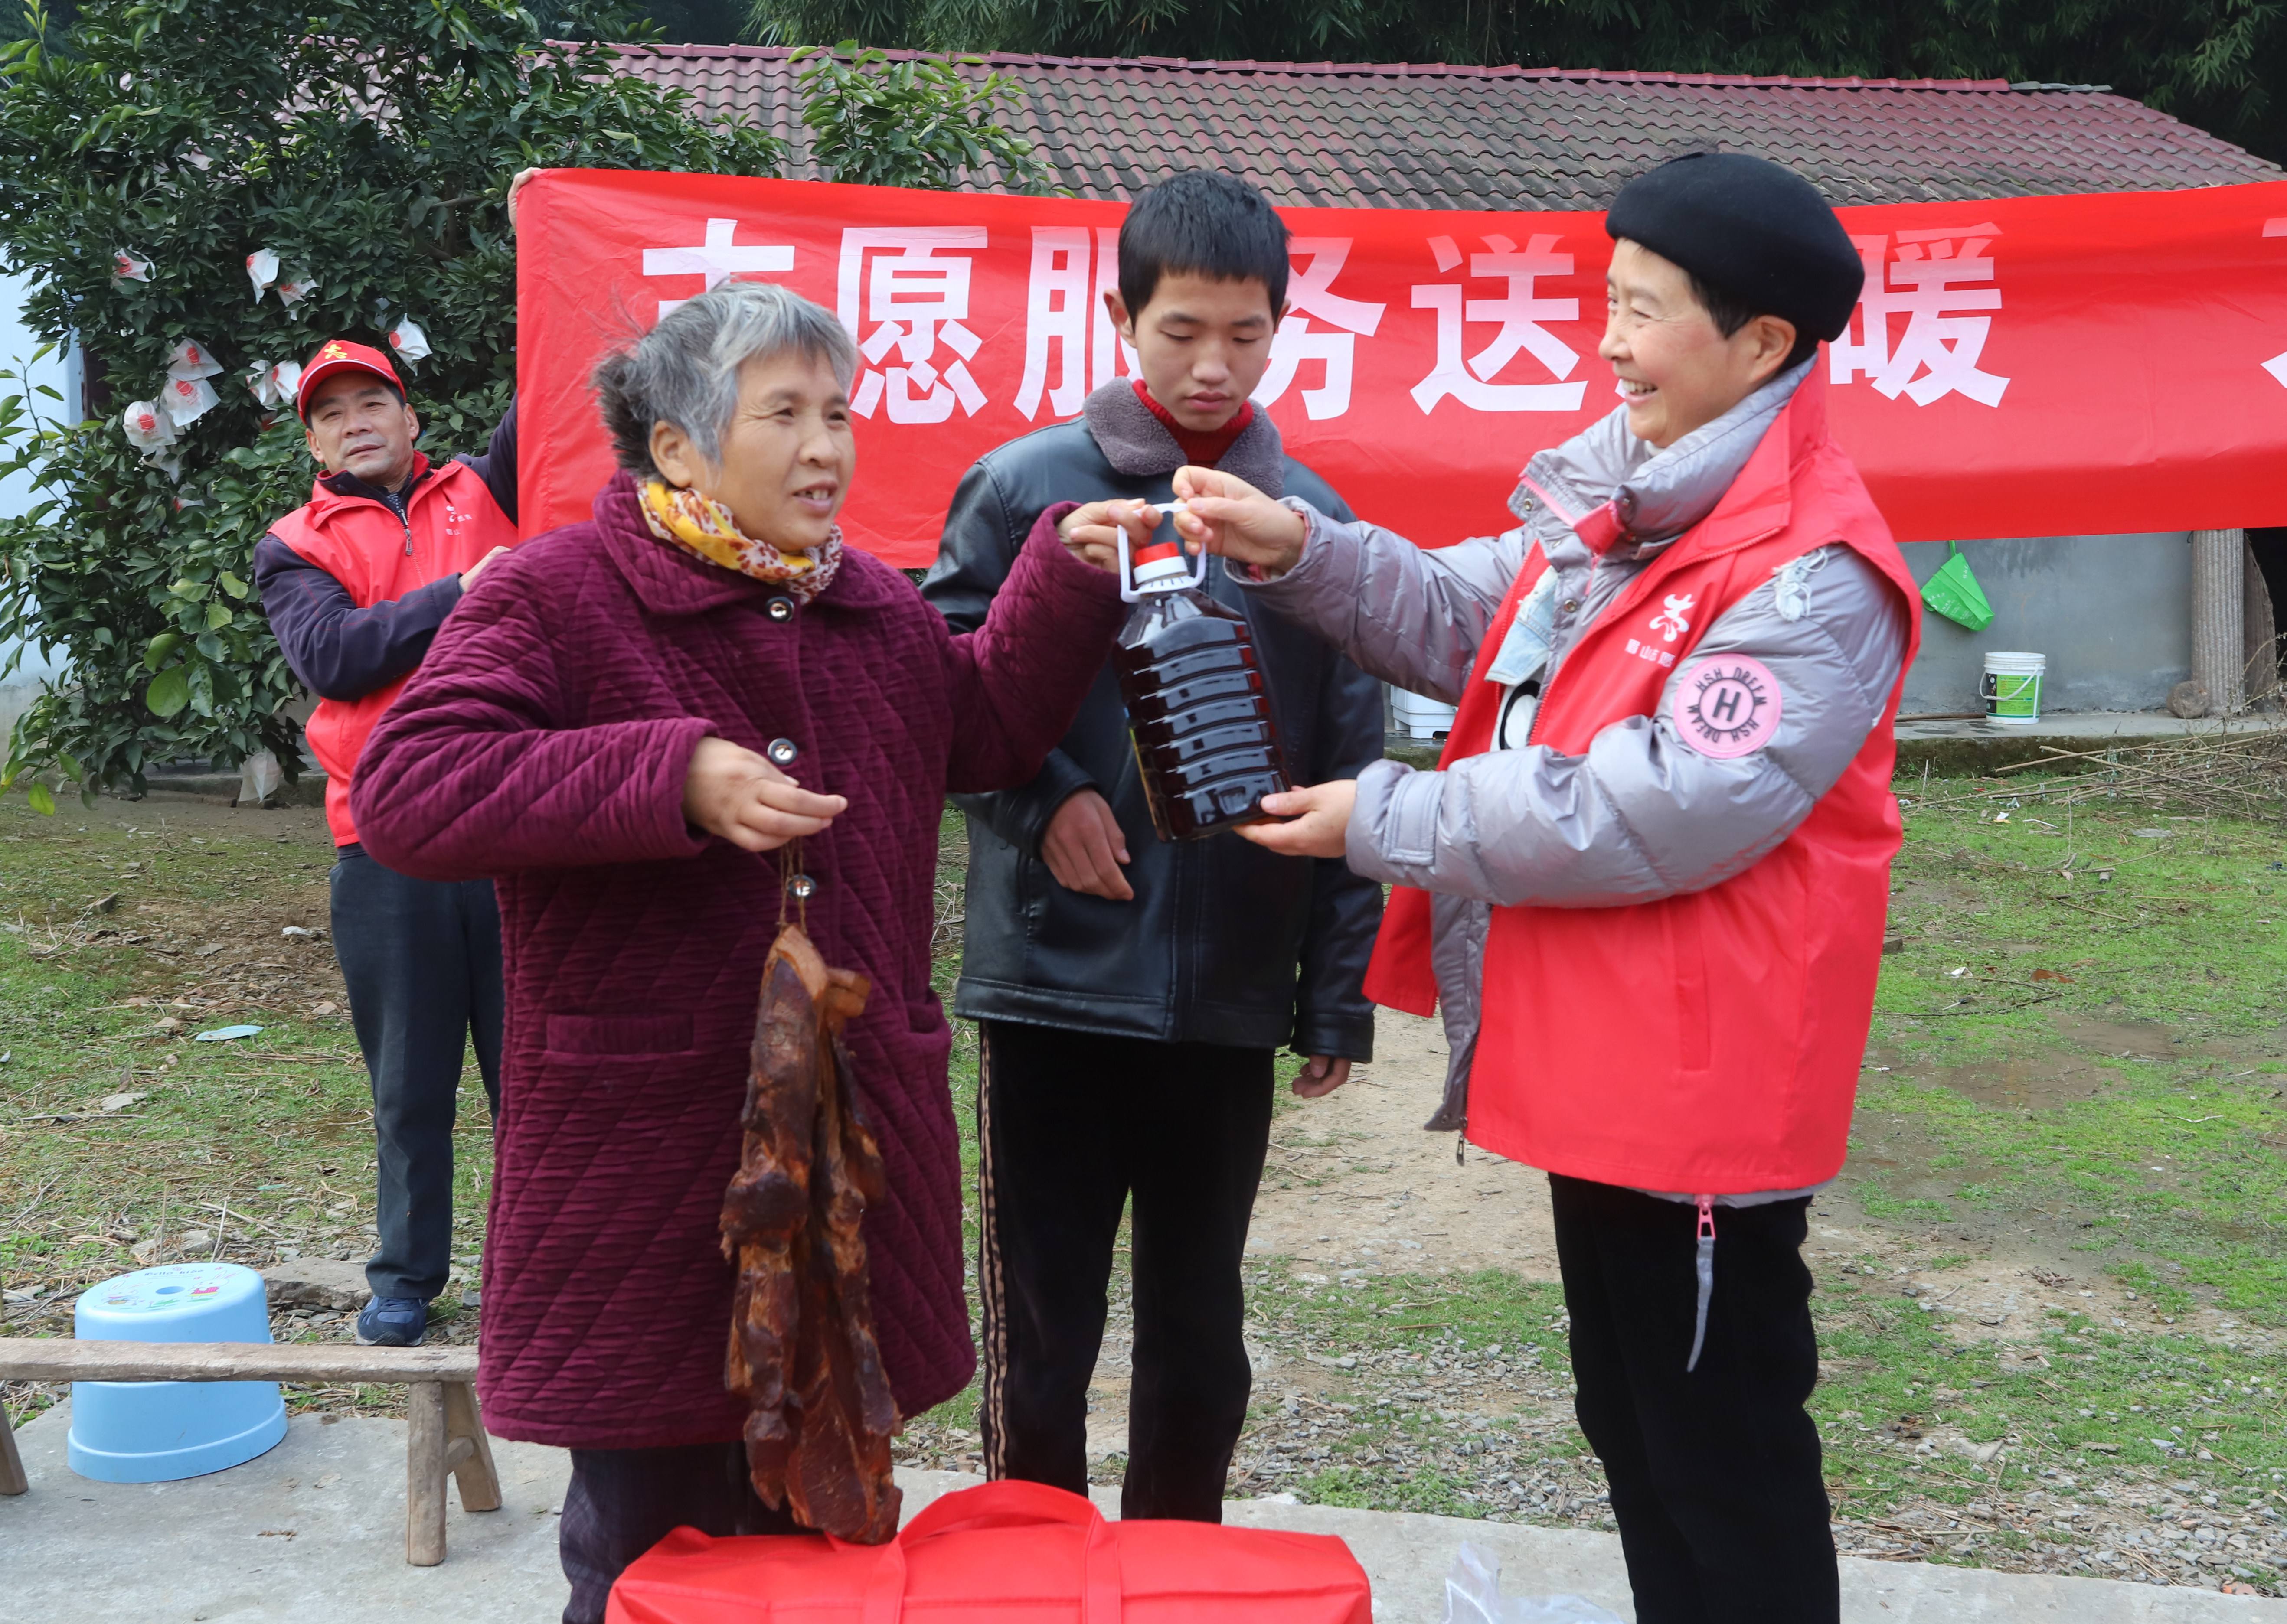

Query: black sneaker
<box><xmin>356</xmin><ymin>1295</ymin><xmax>429</xmax><ymax>1347</ymax></box>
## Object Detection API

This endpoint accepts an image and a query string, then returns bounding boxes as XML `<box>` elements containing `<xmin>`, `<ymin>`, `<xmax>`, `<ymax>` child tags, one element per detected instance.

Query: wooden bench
<box><xmin>0</xmin><ymin>1338</ymin><xmax>500</xmax><ymax>1566</ymax></box>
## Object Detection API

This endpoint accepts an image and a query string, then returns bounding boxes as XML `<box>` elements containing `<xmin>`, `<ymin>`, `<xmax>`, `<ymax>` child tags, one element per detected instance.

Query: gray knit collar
<box><xmin>1080</xmin><ymin>379</ymin><xmax>1286</xmax><ymax>499</ymax></box>
<box><xmin>1513</xmin><ymin>356</ymin><xmax>1813</xmax><ymax>555</ymax></box>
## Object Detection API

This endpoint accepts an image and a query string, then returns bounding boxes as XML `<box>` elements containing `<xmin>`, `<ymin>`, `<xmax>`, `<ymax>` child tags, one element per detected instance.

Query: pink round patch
<box><xmin>1676</xmin><ymin>655</ymin><xmax>1783</xmax><ymax>758</ymax></box>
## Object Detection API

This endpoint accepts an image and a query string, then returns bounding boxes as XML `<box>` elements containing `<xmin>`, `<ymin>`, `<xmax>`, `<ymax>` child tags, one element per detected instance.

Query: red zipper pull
<box><xmin>1687</xmin><ymin>1195</ymin><xmax>1716</xmax><ymax>1373</ymax></box>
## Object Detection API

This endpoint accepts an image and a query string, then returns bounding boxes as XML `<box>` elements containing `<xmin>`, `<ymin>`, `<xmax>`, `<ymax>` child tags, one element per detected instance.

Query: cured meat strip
<box><xmin>720</xmin><ymin>923</ymin><xmax>902</xmax><ymax>1543</ymax></box>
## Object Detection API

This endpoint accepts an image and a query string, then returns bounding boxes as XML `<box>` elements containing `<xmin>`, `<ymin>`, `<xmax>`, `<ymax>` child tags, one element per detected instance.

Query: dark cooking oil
<box><xmin>1113</xmin><ymin>582</ymin><xmax>1291</xmax><ymax>841</ymax></box>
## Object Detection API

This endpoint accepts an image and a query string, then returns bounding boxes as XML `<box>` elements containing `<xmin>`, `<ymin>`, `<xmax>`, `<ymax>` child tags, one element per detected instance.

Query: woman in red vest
<box><xmin>1165</xmin><ymin>155</ymin><xmax>1921</xmax><ymax>1622</ymax></box>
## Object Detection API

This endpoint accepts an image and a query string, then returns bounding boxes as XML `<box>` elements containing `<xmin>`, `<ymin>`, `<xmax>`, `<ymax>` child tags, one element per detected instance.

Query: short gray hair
<box><xmin>593</xmin><ymin>281</ymin><xmax>859</xmax><ymax>479</ymax></box>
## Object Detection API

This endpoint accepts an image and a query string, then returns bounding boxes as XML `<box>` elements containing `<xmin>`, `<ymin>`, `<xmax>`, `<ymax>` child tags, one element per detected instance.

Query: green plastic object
<box><xmin>1921</xmin><ymin>541</ymin><xmax>1994</xmax><ymax>632</ymax></box>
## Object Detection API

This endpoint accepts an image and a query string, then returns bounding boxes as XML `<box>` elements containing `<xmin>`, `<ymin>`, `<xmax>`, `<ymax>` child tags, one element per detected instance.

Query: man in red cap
<box><xmin>253</xmin><ymin>339</ymin><xmax>520</xmax><ymax>1347</ymax></box>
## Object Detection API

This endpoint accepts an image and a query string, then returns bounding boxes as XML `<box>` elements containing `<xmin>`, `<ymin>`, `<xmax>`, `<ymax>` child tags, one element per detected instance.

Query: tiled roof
<box><xmin>611</xmin><ymin>45</ymin><xmax>2283</xmax><ymax>208</ymax></box>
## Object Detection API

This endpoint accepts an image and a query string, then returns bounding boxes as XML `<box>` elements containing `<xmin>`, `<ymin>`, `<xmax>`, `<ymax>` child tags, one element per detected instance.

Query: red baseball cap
<box><xmin>296</xmin><ymin>339</ymin><xmax>402</xmax><ymax>420</ymax></box>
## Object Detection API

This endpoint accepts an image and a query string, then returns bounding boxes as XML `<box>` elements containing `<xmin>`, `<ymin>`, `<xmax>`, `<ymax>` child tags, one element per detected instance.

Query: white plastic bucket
<box><xmin>1982</xmin><ymin>651</ymin><xmax>2045</xmax><ymax>724</ymax></box>
<box><xmin>1389</xmin><ymin>687</ymin><xmax>1457</xmax><ymax>740</ymax></box>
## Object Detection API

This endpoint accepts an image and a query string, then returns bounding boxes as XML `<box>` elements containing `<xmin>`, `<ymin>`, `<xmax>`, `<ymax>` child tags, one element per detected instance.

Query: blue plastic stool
<box><xmin>69</xmin><ymin>1262</ymin><xmax>288</xmax><ymax>1482</ymax></box>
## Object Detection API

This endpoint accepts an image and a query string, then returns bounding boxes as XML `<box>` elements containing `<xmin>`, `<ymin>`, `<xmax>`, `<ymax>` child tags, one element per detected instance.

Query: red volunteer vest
<box><xmin>270</xmin><ymin>457</ymin><xmax>519</xmax><ymax>845</ymax></box>
<box><xmin>1364</xmin><ymin>372</ymin><xmax>1922</xmax><ymax>1193</ymax></box>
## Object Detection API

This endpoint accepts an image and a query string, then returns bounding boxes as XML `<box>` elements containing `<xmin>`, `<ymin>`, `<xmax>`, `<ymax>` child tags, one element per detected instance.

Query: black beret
<box><xmin>1605</xmin><ymin>153</ymin><xmax>1864</xmax><ymax>344</ymax></box>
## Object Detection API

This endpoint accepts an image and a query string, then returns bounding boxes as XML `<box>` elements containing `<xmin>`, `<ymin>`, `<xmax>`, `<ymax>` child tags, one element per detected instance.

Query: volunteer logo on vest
<box><xmin>1678</xmin><ymin>656</ymin><xmax>1782</xmax><ymax>759</ymax></box>
<box><xmin>1648</xmin><ymin>593</ymin><xmax>1695</xmax><ymax>642</ymax></box>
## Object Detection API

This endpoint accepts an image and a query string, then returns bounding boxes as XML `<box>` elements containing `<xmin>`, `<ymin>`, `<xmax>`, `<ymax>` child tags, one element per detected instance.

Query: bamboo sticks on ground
<box><xmin>1901</xmin><ymin>722</ymin><xmax>2287</xmax><ymax>821</ymax></box>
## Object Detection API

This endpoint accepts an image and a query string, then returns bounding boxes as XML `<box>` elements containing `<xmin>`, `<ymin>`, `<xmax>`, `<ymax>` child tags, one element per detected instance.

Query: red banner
<box><xmin>518</xmin><ymin>170</ymin><xmax>2287</xmax><ymax>567</ymax></box>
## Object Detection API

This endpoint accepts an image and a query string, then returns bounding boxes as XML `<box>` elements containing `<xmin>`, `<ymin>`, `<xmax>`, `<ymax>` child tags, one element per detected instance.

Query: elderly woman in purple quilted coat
<box><xmin>352</xmin><ymin>283</ymin><xmax>1125</xmax><ymax>1620</ymax></box>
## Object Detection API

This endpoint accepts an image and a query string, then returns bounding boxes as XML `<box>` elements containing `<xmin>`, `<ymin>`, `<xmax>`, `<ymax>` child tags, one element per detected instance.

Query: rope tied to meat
<box><xmin>719</xmin><ymin>920</ymin><xmax>902</xmax><ymax>1542</ymax></box>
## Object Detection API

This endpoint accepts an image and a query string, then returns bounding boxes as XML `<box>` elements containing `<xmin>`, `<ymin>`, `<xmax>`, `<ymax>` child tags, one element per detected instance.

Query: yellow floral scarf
<box><xmin>639</xmin><ymin>479</ymin><xmax>842</xmax><ymax>603</ymax></box>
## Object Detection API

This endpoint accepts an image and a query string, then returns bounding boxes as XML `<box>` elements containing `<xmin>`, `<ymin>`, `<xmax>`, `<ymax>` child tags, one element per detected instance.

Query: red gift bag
<box><xmin>604</xmin><ymin>1479</ymin><xmax>1372</xmax><ymax>1624</ymax></box>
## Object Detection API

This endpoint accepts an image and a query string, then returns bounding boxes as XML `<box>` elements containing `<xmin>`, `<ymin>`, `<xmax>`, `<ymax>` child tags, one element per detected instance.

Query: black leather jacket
<box><xmin>921</xmin><ymin>384</ymin><xmax>1382</xmax><ymax>1060</ymax></box>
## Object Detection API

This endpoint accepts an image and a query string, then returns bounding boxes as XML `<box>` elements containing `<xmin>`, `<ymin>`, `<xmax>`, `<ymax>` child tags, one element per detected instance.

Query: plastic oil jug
<box><xmin>1111</xmin><ymin>509</ymin><xmax>1292</xmax><ymax>841</ymax></box>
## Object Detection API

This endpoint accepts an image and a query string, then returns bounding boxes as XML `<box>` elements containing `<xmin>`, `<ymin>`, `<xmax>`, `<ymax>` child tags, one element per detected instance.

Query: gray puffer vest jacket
<box><xmin>1233</xmin><ymin>361</ymin><xmax>1911</xmax><ymax>1129</ymax></box>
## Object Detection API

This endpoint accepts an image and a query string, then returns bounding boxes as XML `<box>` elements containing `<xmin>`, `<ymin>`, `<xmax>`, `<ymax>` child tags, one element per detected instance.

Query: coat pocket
<box><xmin>1664</xmin><ymin>895</ymin><xmax>1712</xmax><ymax>1074</ymax></box>
<box><xmin>541</xmin><ymin>1011</ymin><xmax>697</xmax><ymax>1062</ymax></box>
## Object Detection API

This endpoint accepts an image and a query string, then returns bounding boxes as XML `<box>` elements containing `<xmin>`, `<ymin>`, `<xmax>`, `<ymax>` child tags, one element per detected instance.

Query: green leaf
<box><xmin>144</xmin><ymin>632</ymin><xmax>183</xmax><ymax>672</ymax></box>
<box><xmin>26</xmin><ymin>781</ymin><xmax>56</xmax><ymax>815</ymax></box>
<box><xmin>205</xmin><ymin>600</ymin><xmax>233</xmax><ymax>630</ymax></box>
<box><xmin>145</xmin><ymin>667</ymin><xmax>190</xmax><ymax>719</ymax></box>
<box><xmin>219</xmin><ymin>571</ymin><xmax>249</xmax><ymax>600</ymax></box>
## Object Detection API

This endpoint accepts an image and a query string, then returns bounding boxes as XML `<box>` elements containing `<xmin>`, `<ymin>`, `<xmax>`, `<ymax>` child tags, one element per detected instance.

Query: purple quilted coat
<box><xmin>352</xmin><ymin>471</ymin><xmax>1124</xmax><ymax>1449</ymax></box>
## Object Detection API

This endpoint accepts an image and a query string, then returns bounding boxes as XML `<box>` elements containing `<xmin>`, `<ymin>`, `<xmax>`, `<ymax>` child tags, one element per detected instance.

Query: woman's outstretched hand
<box><xmin>1170</xmin><ymin>466</ymin><xmax>1309</xmax><ymax>578</ymax></box>
<box><xmin>683</xmin><ymin>736</ymin><xmax>846</xmax><ymax>852</ymax></box>
<box><xmin>1235</xmin><ymin>779</ymin><xmax>1356</xmax><ymax>859</ymax></box>
<box><xmin>1057</xmin><ymin>499</ymin><xmax>1160</xmax><ymax>575</ymax></box>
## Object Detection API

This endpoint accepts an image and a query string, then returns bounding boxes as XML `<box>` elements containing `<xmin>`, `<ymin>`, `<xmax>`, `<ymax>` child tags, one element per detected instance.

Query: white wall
<box><xmin>0</xmin><ymin>271</ymin><xmax>73</xmax><ymax>744</ymax></box>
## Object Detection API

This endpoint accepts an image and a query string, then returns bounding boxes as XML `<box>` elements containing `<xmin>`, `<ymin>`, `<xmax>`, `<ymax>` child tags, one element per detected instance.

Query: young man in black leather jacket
<box><xmin>921</xmin><ymin>170</ymin><xmax>1382</xmax><ymax>1523</ymax></box>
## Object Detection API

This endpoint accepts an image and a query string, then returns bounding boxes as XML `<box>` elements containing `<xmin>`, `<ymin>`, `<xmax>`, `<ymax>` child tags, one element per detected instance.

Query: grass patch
<box><xmin>1863</xmin><ymin>783</ymin><xmax>2287</xmax><ymax>1324</ymax></box>
<box><xmin>0</xmin><ymin>799</ymin><xmax>483</xmax><ymax>1424</ymax></box>
<box><xmin>1232</xmin><ymin>1256</ymin><xmax>2287</xmax><ymax>1533</ymax></box>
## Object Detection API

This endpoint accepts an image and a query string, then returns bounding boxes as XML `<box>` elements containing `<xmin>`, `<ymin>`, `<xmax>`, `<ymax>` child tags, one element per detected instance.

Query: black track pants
<box><xmin>330</xmin><ymin>842</ymin><xmax>503</xmax><ymax>1303</ymax></box>
<box><xmin>1549</xmin><ymin>1173</ymin><xmax>1837</xmax><ymax>1624</ymax></box>
<box><xmin>975</xmin><ymin>1020</ymin><xmax>1274</xmax><ymax>1523</ymax></box>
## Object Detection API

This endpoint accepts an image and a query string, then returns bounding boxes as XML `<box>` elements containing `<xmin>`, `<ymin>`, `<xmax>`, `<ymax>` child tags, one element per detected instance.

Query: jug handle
<box><xmin>1116</xmin><ymin>502</ymin><xmax>1210</xmax><ymax>603</ymax></box>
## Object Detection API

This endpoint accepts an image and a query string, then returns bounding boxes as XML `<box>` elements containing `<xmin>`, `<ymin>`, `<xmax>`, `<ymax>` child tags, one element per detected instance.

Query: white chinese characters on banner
<box><xmin>642</xmin><ymin>218</ymin><xmax>795</xmax><ymax>318</ymax></box>
<box><xmin>1830</xmin><ymin>225</ymin><xmax>2010</xmax><ymax>407</ymax></box>
<box><xmin>2262</xmin><ymin>216</ymin><xmax>2287</xmax><ymax>391</ymax></box>
<box><xmin>1014</xmin><ymin>226</ymin><xmax>1135</xmax><ymax>421</ymax></box>
<box><xmin>837</xmin><ymin>228</ymin><xmax>991</xmax><ymax>424</ymax></box>
<box><xmin>1252</xmin><ymin>238</ymin><xmax>1386</xmax><ymax>420</ymax></box>
<box><xmin>1411</xmin><ymin>234</ymin><xmax>1589</xmax><ymax>414</ymax></box>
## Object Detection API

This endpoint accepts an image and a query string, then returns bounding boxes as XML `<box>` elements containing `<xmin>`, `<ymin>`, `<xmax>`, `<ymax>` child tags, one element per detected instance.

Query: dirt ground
<box><xmin>5</xmin><ymin>795</ymin><xmax>350</xmax><ymax>1017</ymax></box>
<box><xmin>1251</xmin><ymin>1015</ymin><xmax>1562</xmax><ymax>1283</ymax></box>
<box><xmin>1242</xmin><ymin>1009</ymin><xmax>2271</xmax><ymax>1352</ymax></box>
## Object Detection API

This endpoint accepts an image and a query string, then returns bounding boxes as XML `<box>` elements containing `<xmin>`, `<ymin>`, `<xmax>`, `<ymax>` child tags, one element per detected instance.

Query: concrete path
<box><xmin>8</xmin><ymin>1404</ymin><xmax>2282</xmax><ymax>1622</ymax></box>
<box><xmin>1892</xmin><ymin>711</ymin><xmax>2287</xmax><ymax>743</ymax></box>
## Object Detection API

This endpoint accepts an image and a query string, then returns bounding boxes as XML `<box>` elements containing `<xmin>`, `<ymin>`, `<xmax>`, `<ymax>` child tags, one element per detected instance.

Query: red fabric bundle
<box><xmin>605</xmin><ymin>1479</ymin><xmax>1372</xmax><ymax>1624</ymax></box>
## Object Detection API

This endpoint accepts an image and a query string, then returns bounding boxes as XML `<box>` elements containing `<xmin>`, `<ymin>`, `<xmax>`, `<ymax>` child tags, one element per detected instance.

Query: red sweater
<box><xmin>1133</xmin><ymin>380</ymin><xmax>1254</xmax><ymax>468</ymax></box>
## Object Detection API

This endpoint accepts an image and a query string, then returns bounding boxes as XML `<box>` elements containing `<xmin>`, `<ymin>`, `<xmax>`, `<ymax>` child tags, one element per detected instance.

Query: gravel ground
<box><xmin>889</xmin><ymin>1271</ymin><xmax>2286</xmax><ymax>1594</ymax></box>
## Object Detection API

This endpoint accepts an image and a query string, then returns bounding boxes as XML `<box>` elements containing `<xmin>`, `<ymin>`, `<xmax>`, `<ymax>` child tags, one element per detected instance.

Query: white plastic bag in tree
<box><xmin>245</xmin><ymin>247</ymin><xmax>279</xmax><ymax>302</ymax></box>
<box><xmin>246</xmin><ymin>361</ymin><xmax>278</xmax><ymax>407</ymax></box>
<box><xmin>1441</xmin><ymin>1545</ymin><xmax>1623</xmax><ymax>1624</ymax></box>
<box><xmin>122</xmin><ymin>400</ymin><xmax>177</xmax><ymax>453</ymax></box>
<box><xmin>112</xmin><ymin>249</ymin><xmax>153</xmax><ymax>284</ymax></box>
<box><xmin>275</xmin><ymin>271</ymin><xmax>317</xmax><ymax>311</ymax></box>
<box><xmin>386</xmin><ymin>316</ymin><xmax>431</xmax><ymax>368</ymax></box>
<box><xmin>238</xmin><ymin>750</ymin><xmax>284</xmax><ymax>806</ymax></box>
<box><xmin>167</xmin><ymin>339</ymin><xmax>222</xmax><ymax>381</ymax></box>
<box><xmin>161</xmin><ymin>373</ymin><xmax>220</xmax><ymax>427</ymax></box>
<box><xmin>270</xmin><ymin>359</ymin><xmax>303</xmax><ymax>405</ymax></box>
<box><xmin>150</xmin><ymin>451</ymin><xmax>185</xmax><ymax>482</ymax></box>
